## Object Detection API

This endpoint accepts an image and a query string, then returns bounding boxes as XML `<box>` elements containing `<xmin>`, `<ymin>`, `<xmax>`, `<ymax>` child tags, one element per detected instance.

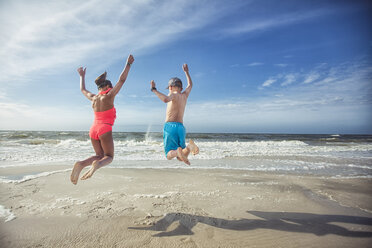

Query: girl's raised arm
<box><xmin>78</xmin><ymin>67</ymin><xmax>95</xmax><ymax>101</ymax></box>
<box><xmin>109</xmin><ymin>54</ymin><xmax>134</xmax><ymax>97</ymax></box>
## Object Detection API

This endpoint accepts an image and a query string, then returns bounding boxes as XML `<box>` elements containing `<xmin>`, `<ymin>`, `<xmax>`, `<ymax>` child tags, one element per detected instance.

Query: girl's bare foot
<box><xmin>70</xmin><ymin>162</ymin><xmax>84</xmax><ymax>185</ymax></box>
<box><xmin>188</xmin><ymin>140</ymin><xmax>199</xmax><ymax>155</ymax></box>
<box><xmin>81</xmin><ymin>161</ymin><xmax>98</xmax><ymax>180</ymax></box>
<box><xmin>177</xmin><ymin>147</ymin><xmax>190</xmax><ymax>165</ymax></box>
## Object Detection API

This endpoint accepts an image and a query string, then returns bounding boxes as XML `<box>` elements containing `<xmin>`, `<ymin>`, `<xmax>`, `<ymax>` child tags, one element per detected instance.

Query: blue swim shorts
<box><xmin>163</xmin><ymin>122</ymin><xmax>186</xmax><ymax>156</ymax></box>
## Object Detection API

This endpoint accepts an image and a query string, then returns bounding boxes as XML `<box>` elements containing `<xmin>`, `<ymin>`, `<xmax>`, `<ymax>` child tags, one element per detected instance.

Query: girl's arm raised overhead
<box><xmin>78</xmin><ymin>67</ymin><xmax>95</xmax><ymax>101</ymax></box>
<box><xmin>109</xmin><ymin>54</ymin><xmax>135</xmax><ymax>97</ymax></box>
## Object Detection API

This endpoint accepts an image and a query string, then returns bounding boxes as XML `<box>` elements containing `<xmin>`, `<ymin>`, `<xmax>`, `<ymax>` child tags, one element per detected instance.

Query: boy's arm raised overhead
<box><xmin>150</xmin><ymin>80</ymin><xmax>174</xmax><ymax>103</ymax></box>
<box><xmin>182</xmin><ymin>64</ymin><xmax>193</xmax><ymax>97</ymax></box>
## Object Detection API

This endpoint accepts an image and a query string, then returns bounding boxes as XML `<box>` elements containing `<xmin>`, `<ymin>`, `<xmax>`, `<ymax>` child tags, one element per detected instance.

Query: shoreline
<box><xmin>1</xmin><ymin>158</ymin><xmax>371</xmax><ymax>183</ymax></box>
<box><xmin>1</xmin><ymin>167</ymin><xmax>371</xmax><ymax>247</ymax></box>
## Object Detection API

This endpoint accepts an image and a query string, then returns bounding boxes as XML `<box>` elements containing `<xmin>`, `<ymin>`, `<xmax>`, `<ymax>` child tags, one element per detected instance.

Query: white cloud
<box><xmin>185</xmin><ymin>97</ymin><xmax>370</xmax><ymax>133</ymax></box>
<box><xmin>1</xmin><ymin>59</ymin><xmax>371</xmax><ymax>133</ymax></box>
<box><xmin>246</xmin><ymin>62</ymin><xmax>263</xmax><ymax>67</ymax></box>
<box><xmin>262</xmin><ymin>78</ymin><xmax>276</xmax><ymax>87</ymax></box>
<box><xmin>303</xmin><ymin>72</ymin><xmax>321</xmax><ymax>84</ymax></box>
<box><xmin>281</xmin><ymin>74</ymin><xmax>296</xmax><ymax>86</ymax></box>
<box><xmin>274</xmin><ymin>64</ymin><xmax>288</xmax><ymax>67</ymax></box>
<box><xmin>185</xmin><ymin>61</ymin><xmax>372</xmax><ymax>133</ymax></box>
<box><xmin>0</xmin><ymin>101</ymin><xmax>91</xmax><ymax>131</ymax></box>
<box><xmin>223</xmin><ymin>8</ymin><xmax>332</xmax><ymax>36</ymax></box>
<box><xmin>0</xmin><ymin>0</ymin><xmax>226</xmax><ymax>83</ymax></box>
<box><xmin>0</xmin><ymin>99</ymin><xmax>164</xmax><ymax>131</ymax></box>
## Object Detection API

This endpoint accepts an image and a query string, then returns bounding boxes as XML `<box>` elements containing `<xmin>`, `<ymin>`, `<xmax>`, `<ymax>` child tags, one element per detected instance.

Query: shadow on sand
<box><xmin>129</xmin><ymin>211</ymin><xmax>372</xmax><ymax>237</ymax></box>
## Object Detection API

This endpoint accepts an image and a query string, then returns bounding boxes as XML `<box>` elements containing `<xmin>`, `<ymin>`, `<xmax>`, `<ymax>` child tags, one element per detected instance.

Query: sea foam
<box><xmin>0</xmin><ymin>169</ymin><xmax>71</xmax><ymax>184</ymax></box>
<box><xmin>0</xmin><ymin>205</ymin><xmax>16</xmax><ymax>222</ymax></box>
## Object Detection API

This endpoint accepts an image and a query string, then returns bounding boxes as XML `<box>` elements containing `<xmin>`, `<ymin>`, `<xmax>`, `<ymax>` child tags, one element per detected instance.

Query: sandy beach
<box><xmin>0</xmin><ymin>165</ymin><xmax>371</xmax><ymax>248</ymax></box>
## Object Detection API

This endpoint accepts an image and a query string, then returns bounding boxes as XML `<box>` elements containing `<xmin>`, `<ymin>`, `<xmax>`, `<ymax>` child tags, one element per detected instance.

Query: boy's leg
<box><xmin>166</xmin><ymin>150</ymin><xmax>178</xmax><ymax>160</ymax></box>
<box><xmin>81</xmin><ymin>131</ymin><xmax>114</xmax><ymax>180</ymax></box>
<box><xmin>184</xmin><ymin>140</ymin><xmax>199</xmax><ymax>156</ymax></box>
<box><xmin>177</xmin><ymin>140</ymin><xmax>199</xmax><ymax>165</ymax></box>
<box><xmin>166</xmin><ymin>148</ymin><xmax>190</xmax><ymax>165</ymax></box>
<box><xmin>176</xmin><ymin>124</ymin><xmax>190</xmax><ymax>164</ymax></box>
<box><xmin>177</xmin><ymin>147</ymin><xmax>190</xmax><ymax>165</ymax></box>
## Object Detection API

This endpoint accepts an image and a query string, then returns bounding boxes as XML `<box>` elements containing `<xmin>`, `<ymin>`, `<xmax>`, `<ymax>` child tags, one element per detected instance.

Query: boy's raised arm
<box><xmin>182</xmin><ymin>64</ymin><xmax>192</xmax><ymax>97</ymax></box>
<box><xmin>150</xmin><ymin>80</ymin><xmax>173</xmax><ymax>103</ymax></box>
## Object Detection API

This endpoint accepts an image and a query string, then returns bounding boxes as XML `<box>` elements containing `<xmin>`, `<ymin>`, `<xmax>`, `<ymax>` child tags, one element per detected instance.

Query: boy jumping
<box><xmin>150</xmin><ymin>64</ymin><xmax>199</xmax><ymax>165</ymax></box>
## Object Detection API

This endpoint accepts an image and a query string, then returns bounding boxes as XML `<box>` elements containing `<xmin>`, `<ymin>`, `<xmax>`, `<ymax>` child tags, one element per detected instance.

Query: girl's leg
<box><xmin>81</xmin><ymin>131</ymin><xmax>114</xmax><ymax>180</ymax></box>
<box><xmin>70</xmin><ymin>138</ymin><xmax>104</xmax><ymax>185</ymax></box>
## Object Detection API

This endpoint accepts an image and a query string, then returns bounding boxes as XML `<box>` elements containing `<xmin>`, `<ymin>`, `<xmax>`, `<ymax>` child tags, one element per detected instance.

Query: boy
<box><xmin>150</xmin><ymin>64</ymin><xmax>199</xmax><ymax>165</ymax></box>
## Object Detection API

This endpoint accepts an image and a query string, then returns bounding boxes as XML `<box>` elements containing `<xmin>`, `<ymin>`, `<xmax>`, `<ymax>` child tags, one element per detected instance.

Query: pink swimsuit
<box><xmin>89</xmin><ymin>88</ymin><xmax>116</xmax><ymax>140</ymax></box>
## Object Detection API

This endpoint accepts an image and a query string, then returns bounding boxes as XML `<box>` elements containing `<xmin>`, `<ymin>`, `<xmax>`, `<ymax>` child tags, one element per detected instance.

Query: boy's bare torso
<box><xmin>165</xmin><ymin>92</ymin><xmax>188</xmax><ymax>123</ymax></box>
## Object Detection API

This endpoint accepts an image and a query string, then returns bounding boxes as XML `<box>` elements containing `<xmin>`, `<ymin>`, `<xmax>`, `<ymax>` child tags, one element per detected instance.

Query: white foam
<box><xmin>133</xmin><ymin>191</ymin><xmax>179</xmax><ymax>199</ymax></box>
<box><xmin>0</xmin><ymin>205</ymin><xmax>16</xmax><ymax>222</ymax></box>
<box><xmin>0</xmin><ymin>169</ymin><xmax>71</xmax><ymax>184</ymax></box>
<box><xmin>1</xmin><ymin>138</ymin><xmax>372</xmax><ymax>165</ymax></box>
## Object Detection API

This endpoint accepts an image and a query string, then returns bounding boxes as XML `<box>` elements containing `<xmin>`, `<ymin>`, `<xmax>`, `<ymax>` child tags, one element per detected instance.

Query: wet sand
<box><xmin>0</xmin><ymin>166</ymin><xmax>371</xmax><ymax>247</ymax></box>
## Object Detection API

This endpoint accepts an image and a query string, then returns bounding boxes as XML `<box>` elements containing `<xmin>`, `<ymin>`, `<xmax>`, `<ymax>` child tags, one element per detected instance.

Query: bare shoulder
<box><xmin>169</xmin><ymin>92</ymin><xmax>180</xmax><ymax>100</ymax></box>
<box><xmin>181</xmin><ymin>91</ymin><xmax>190</xmax><ymax>98</ymax></box>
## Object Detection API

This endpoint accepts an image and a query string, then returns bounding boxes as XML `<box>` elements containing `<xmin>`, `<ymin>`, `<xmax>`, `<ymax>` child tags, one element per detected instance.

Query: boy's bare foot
<box><xmin>70</xmin><ymin>162</ymin><xmax>84</xmax><ymax>185</ymax></box>
<box><xmin>188</xmin><ymin>140</ymin><xmax>199</xmax><ymax>155</ymax></box>
<box><xmin>177</xmin><ymin>147</ymin><xmax>190</xmax><ymax>165</ymax></box>
<box><xmin>81</xmin><ymin>161</ymin><xmax>98</xmax><ymax>180</ymax></box>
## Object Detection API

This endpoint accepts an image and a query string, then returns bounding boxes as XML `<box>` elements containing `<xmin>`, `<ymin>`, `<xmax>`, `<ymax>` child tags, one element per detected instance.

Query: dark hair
<box><xmin>95</xmin><ymin>72</ymin><xmax>112</xmax><ymax>89</ymax></box>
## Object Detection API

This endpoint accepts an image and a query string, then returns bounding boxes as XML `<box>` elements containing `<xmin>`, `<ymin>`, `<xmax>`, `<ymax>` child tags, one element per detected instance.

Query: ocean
<box><xmin>0</xmin><ymin>130</ymin><xmax>371</xmax><ymax>179</ymax></box>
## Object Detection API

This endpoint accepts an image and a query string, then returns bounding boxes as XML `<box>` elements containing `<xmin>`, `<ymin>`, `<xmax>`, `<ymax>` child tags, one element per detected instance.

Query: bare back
<box><xmin>165</xmin><ymin>92</ymin><xmax>188</xmax><ymax>123</ymax></box>
<box><xmin>91</xmin><ymin>93</ymin><xmax>114</xmax><ymax>112</ymax></box>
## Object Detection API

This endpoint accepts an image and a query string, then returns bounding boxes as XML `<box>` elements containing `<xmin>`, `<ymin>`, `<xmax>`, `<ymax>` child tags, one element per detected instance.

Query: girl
<box><xmin>70</xmin><ymin>54</ymin><xmax>134</xmax><ymax>184</ymax></box>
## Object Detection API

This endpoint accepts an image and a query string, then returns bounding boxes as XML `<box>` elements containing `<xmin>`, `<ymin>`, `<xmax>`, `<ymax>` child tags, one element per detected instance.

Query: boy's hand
<box><xmin>77</xmin><ymin>67</ymin><xmax>86</xmax><ymax>77</ymax></box>
<box><xmin>127</xmin><ymin>54</ymin><xmax>134</xmax><ymax>65</ymax></box>
<box><xmin>182</xmin><ymin>64</ymin><xmax>189</xmax><ymax>72</ymax></box>
<box><xmin>150</xmin><ymin>80</ymin><xmax>156</xmax><ymax>89</ymax></box>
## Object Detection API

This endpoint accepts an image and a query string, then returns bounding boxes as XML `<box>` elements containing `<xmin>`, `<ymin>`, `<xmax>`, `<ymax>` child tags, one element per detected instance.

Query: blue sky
<box><xmin>0</xmin><ymin>0</ymin><xmax>371</xmax><ymax>134</ymax></box>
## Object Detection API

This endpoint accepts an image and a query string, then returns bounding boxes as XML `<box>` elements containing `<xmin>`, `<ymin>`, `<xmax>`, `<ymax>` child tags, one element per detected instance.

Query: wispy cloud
<box><xmin>261</xmin><ymin>60</ymin><xmax>372</xmax><ymax>105</ymax></box>
<box><xmin>230</xmin><ymin>62</ymin><xmax>264</xmax><ymax>68</ymax></box>
<box><xmin>274</xmin><ymin>64</ymin><xmax>288</xmax><ymax>68</ymax></box>
<box><xmin>0</xmin><ymin>0</ymin><xmax>225</xmax><ymax>83</ymax></box>
<box><xmin>222</xmin><ymin>8</ymin><xmax>332</xmax><ymax>36</ymax></box>
<box><xmin>186</xmin><ymin>60</ymin><xmax>372</xmax><ymax>133</ymax></box>
<box><xmin>246</xmin><ymin>62</ymin><xmax>264</xmax><ymax>67</ymax></box>
<box><xmin>281</xmin><ymin>73</ymin><xmax>296</xmax><ymax>86</ymax></box>
<box><xmin>303</xmin><ymin>71</ymin><xmax>321</xmax><ymax>84</ymax></box>
<box><xmin>1</xmin><ymin>60</ymin><xmax>371</xmax><ymax>133</ymax></box>
<box><xmin>262</xmin><ymin>78</ymin><xmax>276</xmax><ymax>87</ymax></box>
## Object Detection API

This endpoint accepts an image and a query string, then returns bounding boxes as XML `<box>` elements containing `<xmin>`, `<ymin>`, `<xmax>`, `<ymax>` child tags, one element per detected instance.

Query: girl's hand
<box><xmin>127</xmin><ymin>54</ymin><xmax>134</xmax><ymax>65</ymax></box>
<box><xmin>77</xmin><ymin>67</ymin><xmax>86</xmax><ymax>77</ymax></box>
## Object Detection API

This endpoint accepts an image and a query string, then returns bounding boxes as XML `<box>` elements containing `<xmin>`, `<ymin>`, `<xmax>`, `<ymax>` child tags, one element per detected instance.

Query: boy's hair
<box><xmin>95</xmin><ymin>72</ymin><xmax>112</xmax><ymax>89</ymax></box>
<box><xmin>167</xmin><ymin>77</ymin><xmax>182</xmax><ymax>89</ymax></box>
